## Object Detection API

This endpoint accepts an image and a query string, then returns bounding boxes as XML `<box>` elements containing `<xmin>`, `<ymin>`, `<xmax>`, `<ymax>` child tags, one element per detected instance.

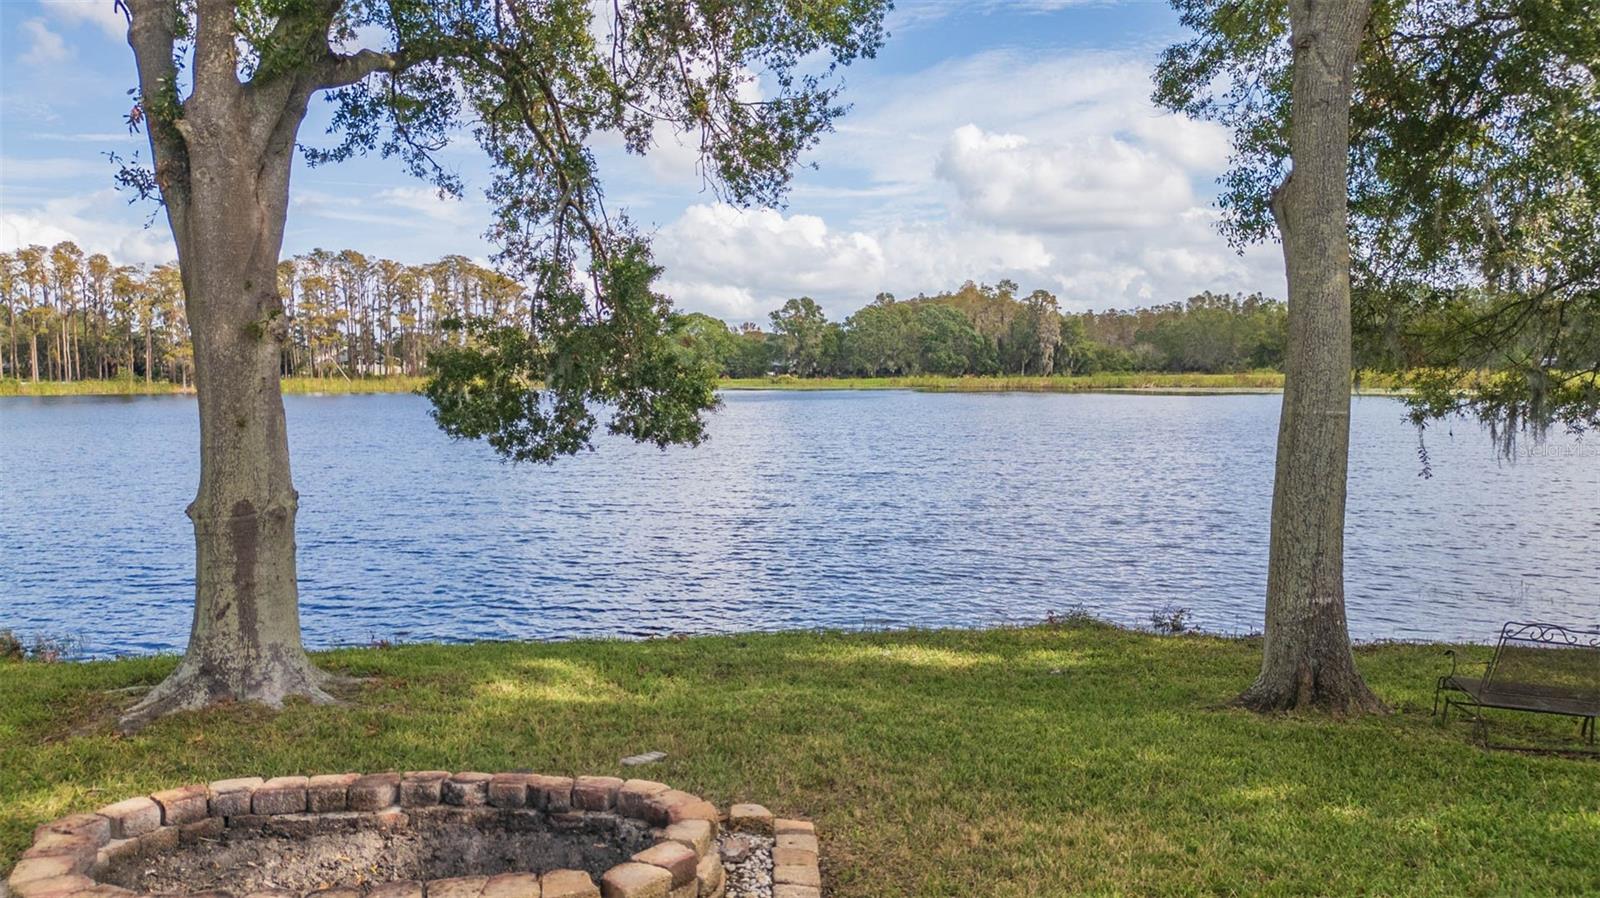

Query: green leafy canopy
<box><xmin>128</xmin><ymin>0</ymin><xmax>891</xmax><ymax>461</ymax></box>
<box><xmin>1155</xmin><ymin>0</ymin><xmax>1600</xmax><ymax>449</ymax></box>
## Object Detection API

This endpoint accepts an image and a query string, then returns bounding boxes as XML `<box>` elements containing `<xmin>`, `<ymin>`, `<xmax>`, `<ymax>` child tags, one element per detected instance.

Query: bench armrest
<box><xmin>1442</xmin><ymin>649</ymin><xmax>1489</xmax><ymax>681</ymax></box>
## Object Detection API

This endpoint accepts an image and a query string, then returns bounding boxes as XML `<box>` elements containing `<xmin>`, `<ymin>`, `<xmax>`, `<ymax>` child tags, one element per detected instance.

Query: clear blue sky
<box><xmin>0</xmin><ymin>0</ymin><xmax>1283</xmax><ymax>321</ymax></box>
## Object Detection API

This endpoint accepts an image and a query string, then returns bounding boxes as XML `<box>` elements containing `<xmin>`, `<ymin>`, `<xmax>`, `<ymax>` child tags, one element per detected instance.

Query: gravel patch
<box><xmin>718</xmin><ymin>831</ymin><xmax>774</xmax><ymax>898</ymax></box>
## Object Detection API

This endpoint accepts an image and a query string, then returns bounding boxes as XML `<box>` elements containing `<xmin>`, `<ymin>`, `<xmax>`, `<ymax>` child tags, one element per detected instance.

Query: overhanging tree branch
<box><xmin>124</xmin><ymin>0</ymin><xmax>192</xmax><ymax>232</ymax></box>
<box><xmin>319</xmin><ymin>49</ymin><xmax>402</xmax><ymax>89</ymax></box>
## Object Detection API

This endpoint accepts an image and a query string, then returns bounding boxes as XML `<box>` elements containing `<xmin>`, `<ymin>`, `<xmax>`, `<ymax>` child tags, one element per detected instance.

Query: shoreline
<box><xmin>0</xmin><ymin>613</ymin><xmax>1494</xmax><ymax>666</ymax></box>
<box><xmin>1</xmin><ymin>371</ymin><xmax>1411</xmax><ymax>399</ymax></box>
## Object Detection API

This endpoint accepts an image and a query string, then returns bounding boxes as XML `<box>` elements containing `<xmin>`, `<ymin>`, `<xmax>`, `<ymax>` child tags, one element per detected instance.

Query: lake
<box><xmin>1</xmin><ymin>390</ymin><xmax>1595</xmax><ymax>656</ymax></box>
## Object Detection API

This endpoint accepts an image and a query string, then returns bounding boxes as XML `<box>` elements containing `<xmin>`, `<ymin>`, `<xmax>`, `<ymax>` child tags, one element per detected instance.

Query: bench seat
<box><xmin>1443</xmin><ymin>675</ymin><xmax>1600</xmax><ymax>718</ymax></box>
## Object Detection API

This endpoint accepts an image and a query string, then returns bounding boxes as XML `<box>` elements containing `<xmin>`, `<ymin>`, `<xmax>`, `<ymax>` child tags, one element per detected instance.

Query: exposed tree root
<box><xmin>1234</xmin><ymin>662</ymin><xmax>1390</xmax><ymax>717</ymax></box>
<box><xmin>315</xmin><ymin>667</ymin><xmax>369</xmax><ymax>692</ymax></box>
<box><xmin>117</xmin><ymin>652</ymin><xmax>344</xmax><ymax>734</ymax></box>
<box><xmin>102</xmin><ymin>685</ymin><xmax>154</xmax><ymax>696</ymax></box>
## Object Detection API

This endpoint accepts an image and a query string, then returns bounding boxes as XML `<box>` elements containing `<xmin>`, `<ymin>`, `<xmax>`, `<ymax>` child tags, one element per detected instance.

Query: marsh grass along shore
<box><xmin>1</xmin><ymin>371</ymin><xmax>1410</xmax><ymax>398</ymax></box>
<box><xmin>0</xmin><ymin>376</ymin><xmax>431</xmax><ymax>397</ymax></box>
<box><xmin>2</xmin><ymin>623</ymin><xmax>1596</xmax><ymax>896</ymax></box>
<box><xmin>721</xmin><ymin>370</ymin><xmax>1408</xmax><ymax>393</ymax></box>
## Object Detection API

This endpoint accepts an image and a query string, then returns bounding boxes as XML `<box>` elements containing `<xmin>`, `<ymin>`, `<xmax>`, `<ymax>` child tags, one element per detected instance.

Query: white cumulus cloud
<box><xmin>20</xmin><ymin>18</ymin><xmax>72</xmax><ymax>66</ymax></box>
<box><xmin>935</xmin><ymin>123</ymin><xmax>1195</xmax><ymax>232</ymax></box>
<box><xmin>374</xmin><ymin>186</ymin><xmax>478</xmax><ymax>227</ymax></box>
<box><xmin>654</xmin><ymin>204</ymin><xmax>886</xmax><ymax>315</ymax></box>
<box><xmin>645</xmin><ymin>48</ymin><xmax>1283</xmax><ymax>317</ymax></box>
<box><xmin>38</xmin><ymin>0</ymin><xmax>129</xmax><ymax>41</ymax></box>
<box><xmin>0</xmin><ymin>190</ymin><xmax>175</xmax><ymax>265</ymax></box>
<box><xmin>653</xmin><ymin>203</ymin><xmax>1056</xmax><ymax>320</ymax></box>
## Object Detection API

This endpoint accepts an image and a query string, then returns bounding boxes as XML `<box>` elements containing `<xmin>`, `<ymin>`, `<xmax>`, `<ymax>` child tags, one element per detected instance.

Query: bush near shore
<box><xmin>2</xmin><ymin>623</ymin><xmax>1595</xmax><ymax>896</ymax></box>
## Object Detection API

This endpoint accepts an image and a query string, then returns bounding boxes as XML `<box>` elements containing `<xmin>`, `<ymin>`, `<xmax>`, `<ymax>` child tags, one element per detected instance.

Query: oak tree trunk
<box><xmin>1236</xmin><ymin>0</ymin><xmax>1386</xmax><ymax>715</ymax></box>
<box><xmin>120</xmin><ymin>209</ymin><xmax>333</xmax><ymax>729</ymax></box>
<box><xmin>119</xmin><ymin>0</ymin><xmax>343</xmax><ymax>731</ymax></box>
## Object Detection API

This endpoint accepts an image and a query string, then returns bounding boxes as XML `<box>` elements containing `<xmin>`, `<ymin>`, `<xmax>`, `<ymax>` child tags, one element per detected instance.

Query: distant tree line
<box><xmin>0</xmin><ymin>243</ymin><xmax>526</xmax><ymax>384</ymax></box>
<box><xmin>274</xmin><ymin>250</ymin><xmax>524</xmax><ymax>378</ymax></box>
<box><xmin>674</xmin><ymin>282</ymin><xmax>1291</xmax><ymax>378</ymax></box>
<box><xmin>0</xmin><ymin>246</ymin><xmax>1290</xmax><ymax>385</ymax></box>
<box><xmin>0</xmin><ymin>243</ymin><xmax>190</xmax><ymax>385</ymax></box>
<box><xmin>12</xmin><ymin>243</ymin><xmax>1528</xmax><ymax>387</ymax></box>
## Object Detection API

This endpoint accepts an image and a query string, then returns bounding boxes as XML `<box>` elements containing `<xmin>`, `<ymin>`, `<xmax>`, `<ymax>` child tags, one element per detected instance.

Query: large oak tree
<box><xmin>1157</xmin><ymin>0</ymin><xmax>1599</xmax><ymax>712</ymax></box>
<box><xmin>115</xmin><ymin>0</ymin><xmax>888</xmax><ymax>731</ymax></box>
<box><xmin>1157</xmin><ymin>0</ymin><xmax>1384</xmax><ymax>714</ymax></box>
<box><xmin>1232</xmin><ymin>0</ymin><xmax>1386</xmax><ymax>713</ymax></box>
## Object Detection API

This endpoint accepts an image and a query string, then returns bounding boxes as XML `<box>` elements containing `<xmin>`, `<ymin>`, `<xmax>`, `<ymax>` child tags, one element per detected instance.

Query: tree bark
<box><xmin>1236</xmin><ymin>0</ymin><xmax>1386</xmax><ymax>715</ymax></box>
<box><xmin>119</xmin><ymin>0</ymin><xmax>344</xmax><ymax>731</ymax></box>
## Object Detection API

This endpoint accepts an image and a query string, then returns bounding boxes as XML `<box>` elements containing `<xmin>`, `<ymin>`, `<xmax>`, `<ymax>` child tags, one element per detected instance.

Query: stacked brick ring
<box><xmin>6</xmin><ymin>774</ymin><xmax>823</xmax><ymax>898</ymax></box>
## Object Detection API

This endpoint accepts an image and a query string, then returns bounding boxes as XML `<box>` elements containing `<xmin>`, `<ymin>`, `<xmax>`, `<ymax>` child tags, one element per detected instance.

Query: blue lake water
<box><xmin>1</xmin><ymin>390</ymin><xmax>1595</xmax><ymax>656</ymax></box>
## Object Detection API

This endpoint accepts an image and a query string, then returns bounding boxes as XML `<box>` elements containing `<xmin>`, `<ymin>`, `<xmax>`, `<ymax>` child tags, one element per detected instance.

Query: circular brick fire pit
<box><xmin>6</xmin><ymin>773</ymin><xmax>823</xmax><ymax>898</ymax></box>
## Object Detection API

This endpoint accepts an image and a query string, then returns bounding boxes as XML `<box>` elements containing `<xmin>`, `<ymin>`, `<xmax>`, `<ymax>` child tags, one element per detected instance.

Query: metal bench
<box><xmin>1433</xmin><ymin>621</ymin><xmax>1600</xmax><ymax>749</ymax></box>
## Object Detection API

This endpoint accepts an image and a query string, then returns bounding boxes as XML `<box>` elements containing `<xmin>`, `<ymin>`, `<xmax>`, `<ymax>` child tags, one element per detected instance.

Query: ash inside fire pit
<box><xmin>100</xmin><ymin>813</ymin><xmax>656</xmax><ymax>895</ymax></box>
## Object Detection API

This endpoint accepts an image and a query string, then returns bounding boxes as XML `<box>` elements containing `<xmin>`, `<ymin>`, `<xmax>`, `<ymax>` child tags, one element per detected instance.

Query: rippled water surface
<box><xmin>1</xmin><ymin>390</ymin><xmax>1595</xmax><ymax>655</ymax></box>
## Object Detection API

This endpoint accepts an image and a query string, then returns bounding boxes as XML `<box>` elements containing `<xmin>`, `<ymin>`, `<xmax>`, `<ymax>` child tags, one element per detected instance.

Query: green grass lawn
<box><xmin>3</xmin><ymin>624</ymin><xmax>1595</xmax><ymax>896</ymax></box>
